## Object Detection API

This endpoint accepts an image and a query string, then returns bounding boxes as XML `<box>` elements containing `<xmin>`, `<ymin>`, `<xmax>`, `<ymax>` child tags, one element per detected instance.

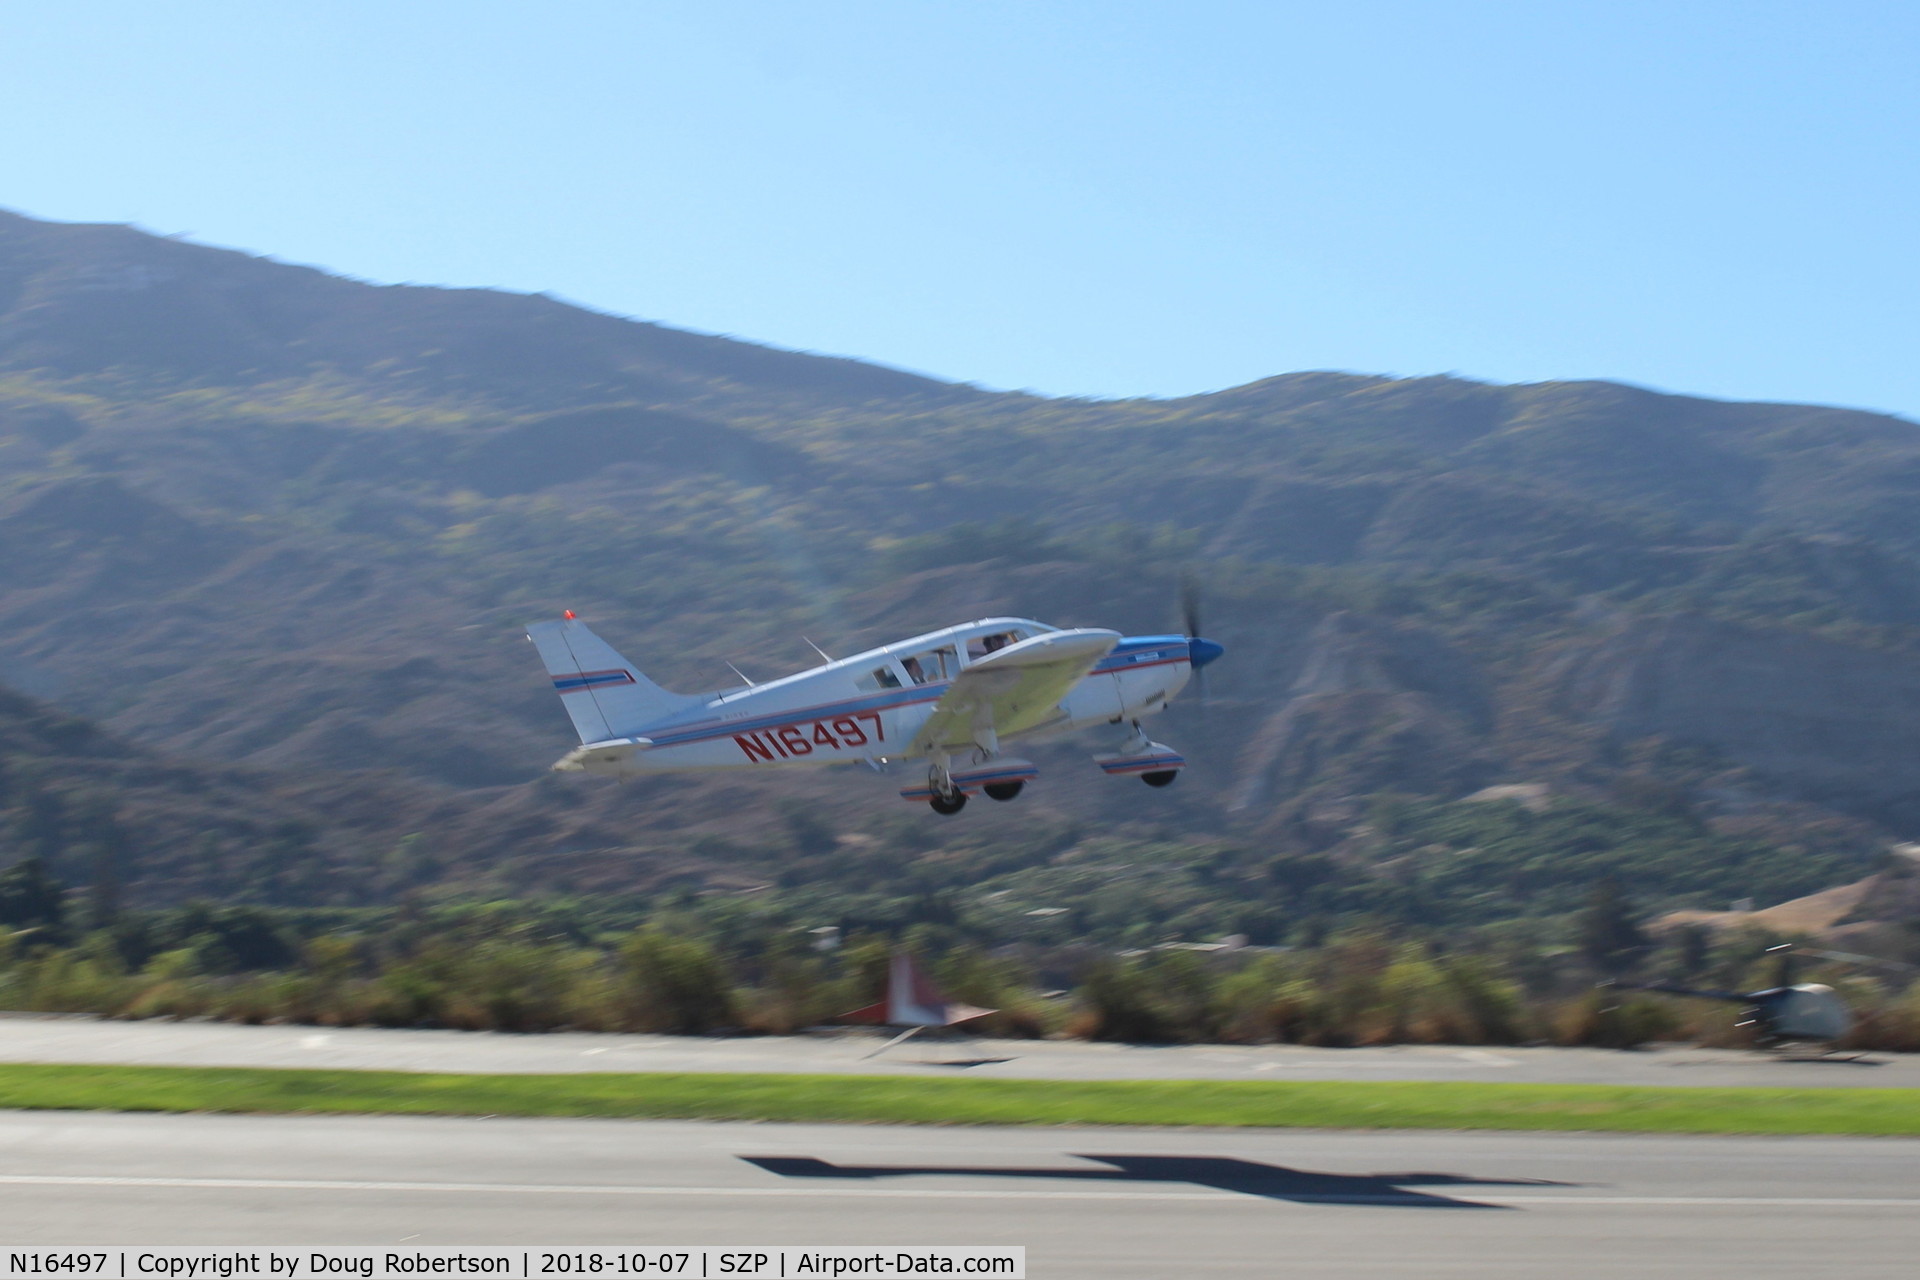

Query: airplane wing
<box><xmin>908</xmin><ymin>627</ymin><xmax>1120</xmax><ymax>757</ymax></box>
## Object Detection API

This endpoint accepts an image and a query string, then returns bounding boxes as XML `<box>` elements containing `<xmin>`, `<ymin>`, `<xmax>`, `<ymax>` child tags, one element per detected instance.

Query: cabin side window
<box><xmin>900</xmin><ymin>645</ymin><xmax>957</xmax><ymax>684</ymax></box>
<box><xmin>855</xmin><ymin>663</ymin><xmax>905</xmax><ymax>692</ymax></box>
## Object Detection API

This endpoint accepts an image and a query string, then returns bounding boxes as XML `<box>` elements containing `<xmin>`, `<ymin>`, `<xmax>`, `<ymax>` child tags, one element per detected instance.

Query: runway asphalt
<box><xmin>0</xmin><ymin>1014</ymin><xmax>1914</xmax><ymax>1087</ymax></box>
<box><xmin>1</xmin><ymin>1110</ymin><xmax>1917</xmax><ymax>1278</ymax></box>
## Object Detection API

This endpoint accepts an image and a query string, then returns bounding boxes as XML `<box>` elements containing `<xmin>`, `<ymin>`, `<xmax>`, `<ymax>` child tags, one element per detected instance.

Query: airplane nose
<box><xmin>1188</xmin><ymin>637</ymin><xmax>1225</xmax><ymax>668</ymax></box>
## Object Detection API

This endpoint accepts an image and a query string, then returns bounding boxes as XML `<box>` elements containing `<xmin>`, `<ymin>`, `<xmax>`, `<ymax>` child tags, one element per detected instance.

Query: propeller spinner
<box><xmin>1181</xmin><ymin>578</ymin><xmax>1225</xmax><ymax>672</ymax></box>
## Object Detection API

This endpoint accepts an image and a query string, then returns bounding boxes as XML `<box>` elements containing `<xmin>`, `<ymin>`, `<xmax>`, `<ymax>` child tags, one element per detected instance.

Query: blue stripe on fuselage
<box><xmin>1092</xmin><ymin>635</ymin><xmax>1191</xmax><ymax>674</ymax></box>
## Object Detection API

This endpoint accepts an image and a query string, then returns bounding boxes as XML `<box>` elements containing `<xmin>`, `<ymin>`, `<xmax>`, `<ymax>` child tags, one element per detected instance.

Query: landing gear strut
<box><xmin>927</xmin><ymin>757</ymin><xmax>967</xmax><ymax>815</ymax></box>
<box><xmin>908</xmin><ymin>754</ymin><xmax>1037</xmax><ymax>813</ymax></box>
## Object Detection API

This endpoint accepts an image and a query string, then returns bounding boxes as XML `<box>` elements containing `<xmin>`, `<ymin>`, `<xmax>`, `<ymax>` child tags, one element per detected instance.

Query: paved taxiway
<box><xmin>2</xmin><ymin>1015</ymin><xmax>1914</xmax><ymax>1087</ymax></box>
<box><xmin>1</xmin><ymin>1110</ymin><xmax>1917</xmax><ymax>1278</ymax></box>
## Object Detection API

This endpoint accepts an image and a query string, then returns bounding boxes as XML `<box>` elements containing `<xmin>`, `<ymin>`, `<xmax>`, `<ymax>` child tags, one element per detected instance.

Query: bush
<box><xmin>1072</xmin><ymin>959</ymin><xmax>1180</xmax><ymax>1043</ymax></box>
<box><xmin>619</xmin><ymin>930</ymin><xmax>735</xmax><ymax>1033</ymax></box>
<box><xmin>1557</xmin><ymin>990</ymin><xmax>1680</xmax><ymax>1048</ymax></box>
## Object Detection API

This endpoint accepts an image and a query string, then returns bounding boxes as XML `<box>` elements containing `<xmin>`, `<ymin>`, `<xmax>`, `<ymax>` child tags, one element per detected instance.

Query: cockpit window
<box><xmin>966</xmin><ymin>630</ymin><xmax>1022</xmax><ymax>660</ymax></box>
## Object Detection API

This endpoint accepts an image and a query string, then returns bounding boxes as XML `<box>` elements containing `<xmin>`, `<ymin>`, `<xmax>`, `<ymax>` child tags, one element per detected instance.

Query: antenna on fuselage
<box><xmin>801</xmin><ymin>636</ymin><xmax>835</xmax><ymax>664</ymax></box>
<box><xmin>725</xmin><ymin>661</ymin><xmax>757</xmax><ymax>687</ymax></box>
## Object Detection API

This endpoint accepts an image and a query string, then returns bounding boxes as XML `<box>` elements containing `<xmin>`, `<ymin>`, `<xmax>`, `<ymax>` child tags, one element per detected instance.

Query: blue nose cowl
<box><xmin>1187</xmin><ymin>637</ymin><xmax>1225</xmax><ymax>668</ymax></box>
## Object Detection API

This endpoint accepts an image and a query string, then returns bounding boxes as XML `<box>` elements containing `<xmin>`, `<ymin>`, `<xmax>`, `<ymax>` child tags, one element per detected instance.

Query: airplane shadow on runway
<box><xmin>741</xmin><ymin>1154</ymin><xmax>1573</xmax><ymax>1208</ymax></box>
<box><xmin>906</xmin><ymin>1058</ymin><xmax>1015</xmax><ymax>1069</ymax></box>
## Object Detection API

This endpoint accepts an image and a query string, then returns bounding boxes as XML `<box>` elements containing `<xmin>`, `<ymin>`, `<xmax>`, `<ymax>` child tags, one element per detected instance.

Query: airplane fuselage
<box><xmin>554</xmin><ymin>617</ymin><xmax>1192</xmax><ymax>776</ymax></box>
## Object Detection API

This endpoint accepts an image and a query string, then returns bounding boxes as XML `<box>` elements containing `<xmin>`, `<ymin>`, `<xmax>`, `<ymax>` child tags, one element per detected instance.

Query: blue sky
<box><xmin>2</xmin><ymin>2</ymin><xmax>1917</xmax><ymax>413</ymax></box>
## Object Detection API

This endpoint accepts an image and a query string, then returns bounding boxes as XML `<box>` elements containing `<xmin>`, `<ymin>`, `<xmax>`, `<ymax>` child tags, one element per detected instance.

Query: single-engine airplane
<box><xmin>527</xmin><ymin>613</ymin><xmax>1224</xmax><ymax>814</ymax></box>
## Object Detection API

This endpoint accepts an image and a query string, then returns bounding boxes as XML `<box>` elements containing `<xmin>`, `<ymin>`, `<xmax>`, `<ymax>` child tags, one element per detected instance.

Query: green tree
<box><xmin>1578</xmin><ymin>878</ymin><xmax>1650</xmax><ymax>975</ymax></box>
<box><xmin>0</xmin><ymin>856</ymin><xmax>65</xmax><ymax>942</ymax></box>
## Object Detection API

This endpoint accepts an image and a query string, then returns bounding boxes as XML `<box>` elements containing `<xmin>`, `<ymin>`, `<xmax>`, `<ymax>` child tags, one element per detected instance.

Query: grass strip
<box><xmin>1</xmin><ymin>1064</ymin><xmax>1919</xmax><ymax>1134</ymax></box>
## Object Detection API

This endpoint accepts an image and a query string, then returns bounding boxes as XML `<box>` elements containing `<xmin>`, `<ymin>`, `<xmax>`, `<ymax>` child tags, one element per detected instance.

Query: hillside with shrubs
<box><xmin>5</xmin><ymin>207</ymin><xmax>1920</xmax><ymax>1043</ymax></box>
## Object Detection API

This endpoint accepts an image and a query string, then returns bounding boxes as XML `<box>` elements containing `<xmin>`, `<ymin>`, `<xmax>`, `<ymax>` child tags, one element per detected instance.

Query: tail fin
<box><xmin>838</xmin><ymin>951</ymin><xmax>996</xmax><ymax>1028</ymax></box>
<box><xmin>527</xmin><ymin>616</ymin><xmax>703</xmax><ymax>743</ymax></box>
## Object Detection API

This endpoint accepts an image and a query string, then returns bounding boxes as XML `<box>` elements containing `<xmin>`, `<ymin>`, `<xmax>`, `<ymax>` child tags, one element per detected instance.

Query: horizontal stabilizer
<box><xmin>552</xmin><ymin>737</ymin><xmax>652</xmax><ymax>775</ymax></box>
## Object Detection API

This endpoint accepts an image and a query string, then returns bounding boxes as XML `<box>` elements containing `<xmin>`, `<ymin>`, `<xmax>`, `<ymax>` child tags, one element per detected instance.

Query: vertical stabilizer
<box><xmin>890</xmin><ymin>951</ymin><xmax>950</xmax><ymax>1025</ymax></box>
<box><xmin>527</xmin><ymin>616</ymin><xmax>704</xmax><ymax>743</ymax></box>
<box><xmin>838</xmin><ymin>951</ymin><xmax>997</xmax><ymax>1028</ymax></box>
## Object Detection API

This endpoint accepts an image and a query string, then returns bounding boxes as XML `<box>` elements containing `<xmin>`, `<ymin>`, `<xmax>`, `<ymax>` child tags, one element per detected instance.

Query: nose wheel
<box><xmin>1095</xmin><ymin>723</ymin><xmax>1186</xmax><ymax>786</ymax></box>
<box><xmin>928</xmin><ymin>790</ymin><xmax>968</xmax><ymax>815</ymax></box>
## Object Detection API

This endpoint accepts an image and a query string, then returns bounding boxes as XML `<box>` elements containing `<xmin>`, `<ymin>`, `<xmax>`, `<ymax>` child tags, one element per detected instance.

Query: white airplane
<box><xmin>526</xmin><ymin>612</ymin><xmax>1224</xmax><ymax>815</ymax></box>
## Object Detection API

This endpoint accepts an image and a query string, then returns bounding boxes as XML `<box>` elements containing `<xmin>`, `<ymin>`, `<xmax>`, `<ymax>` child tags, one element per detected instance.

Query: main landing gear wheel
<box><xmin>983</xmin><ymin>780</ymin><xmax>1025</xmax><ymax>802</ymax></box>
<box><xmin>1140</xmin><ymin>770</ymin><xmax>1179</xmax><ymax>788</ymax></box>
<box><xmin>929</xmin><ymin>791</ymin><xmax>968</xmax><ymax>815</ymax></box>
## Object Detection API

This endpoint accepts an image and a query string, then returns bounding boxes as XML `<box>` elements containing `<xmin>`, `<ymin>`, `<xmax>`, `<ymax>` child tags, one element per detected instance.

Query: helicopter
<box><xmin>1615</xmin><ymin>943</ymin><xmax>1916</xmax><ymax>1054</ymax></box>
<box><xmin>1622</xmin><ymin>978</ymin><xmax>1854</xmax><ymax>1051</ymax></box>
<box><xmin>527</xmin><ymin>611</ymin><xmax>1224</xmax><ymax>815</ymax></box>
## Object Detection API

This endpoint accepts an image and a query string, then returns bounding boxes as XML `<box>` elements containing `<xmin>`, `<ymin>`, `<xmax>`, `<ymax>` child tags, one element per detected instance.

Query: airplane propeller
<box><xmin>1181</xmin><ymin>576</ymin><xmax>1203</xmax><ymax>653</ymax></box>
<box><xmin>1180</xmin><ymin>575</ymin><xmax>1225</xmax><ymax>709</ymax></box>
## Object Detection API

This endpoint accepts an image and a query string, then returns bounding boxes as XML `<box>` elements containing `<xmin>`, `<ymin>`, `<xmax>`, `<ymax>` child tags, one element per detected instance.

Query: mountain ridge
<box><xmin>2</xmin><ymin>207</ymin><xmax>1919</xmax><ymax>925</ymax></box>
<box><xmin>0</xmin><ymin>207</ymin><xmax>987</xmax><ymax>414</ymax></box>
